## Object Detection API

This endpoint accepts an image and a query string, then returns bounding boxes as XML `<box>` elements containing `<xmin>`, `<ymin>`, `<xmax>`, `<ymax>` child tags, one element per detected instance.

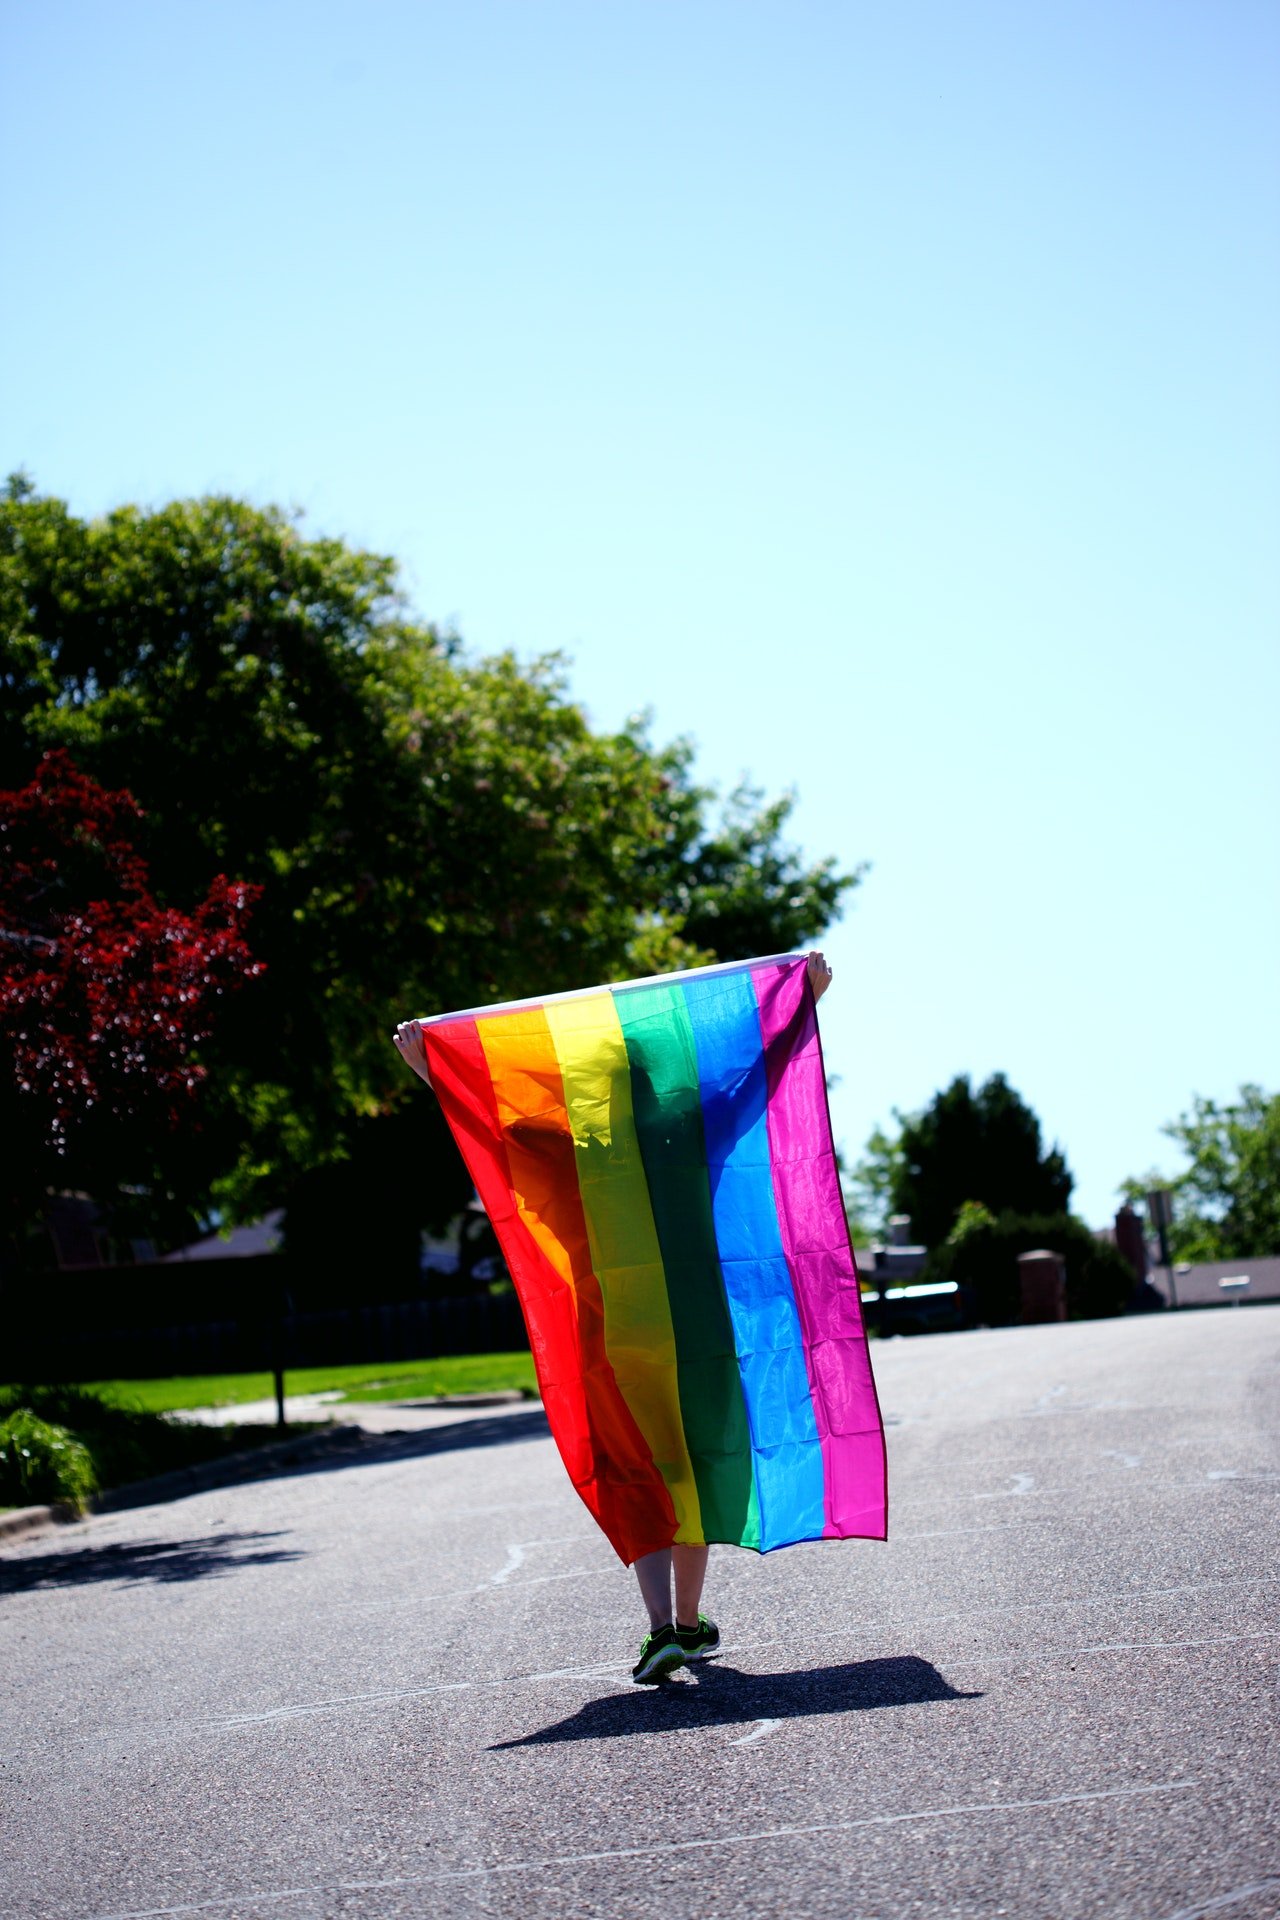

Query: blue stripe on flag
<box><xmin>680</xmin><ymin>969</ymin><xmax>826</xmax><ymax>1550</ymax></box>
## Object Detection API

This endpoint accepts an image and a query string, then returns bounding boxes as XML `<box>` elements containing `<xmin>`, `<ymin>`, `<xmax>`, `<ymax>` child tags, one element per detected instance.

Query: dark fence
<box><xmin>1</xmin><ymin>1255</ymin><xmax>528</xmax><ymax>1381</ymax></box>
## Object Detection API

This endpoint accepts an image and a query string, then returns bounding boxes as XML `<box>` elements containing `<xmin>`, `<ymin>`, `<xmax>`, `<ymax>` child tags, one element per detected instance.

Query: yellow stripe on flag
<box><xmin>544</xmin><ymin>992</ymin><xmax>703</xmax><ymax>1543</ymax></box>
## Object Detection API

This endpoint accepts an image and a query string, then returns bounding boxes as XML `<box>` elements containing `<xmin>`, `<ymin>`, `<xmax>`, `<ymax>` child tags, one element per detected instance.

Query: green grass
<box><xmin>81</xmin><ymin>1352</ymin><xmax>539</xmax><ymax>1415</ymax></box>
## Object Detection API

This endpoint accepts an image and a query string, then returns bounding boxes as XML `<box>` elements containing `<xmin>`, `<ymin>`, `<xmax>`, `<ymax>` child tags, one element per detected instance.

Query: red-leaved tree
<box><xmin>0</xmin><ymin>752</ymin><xmax>262</xmax><ymax>1243</ymax></box>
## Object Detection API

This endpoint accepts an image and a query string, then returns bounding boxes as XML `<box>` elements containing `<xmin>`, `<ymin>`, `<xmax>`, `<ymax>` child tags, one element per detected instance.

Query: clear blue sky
<box><xmin>4</xmin><ymin>0</ymin><xmax>1277</xmax><ymax>1228</ymax></box>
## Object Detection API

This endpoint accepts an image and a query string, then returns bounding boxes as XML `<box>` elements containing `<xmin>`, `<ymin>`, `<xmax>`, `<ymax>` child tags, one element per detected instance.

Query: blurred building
<box><xmin>1147</xmin><ymin>1257</ymin><xmax>1280</xmax><ymax>1310</ymax></box>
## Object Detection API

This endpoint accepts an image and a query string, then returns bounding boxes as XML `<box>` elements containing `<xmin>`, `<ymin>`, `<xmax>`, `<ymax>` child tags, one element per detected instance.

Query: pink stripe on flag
<box><xmin>753</xmin><ymin>959</ymin><xmax>888</xmax><ymax>1540</ymax></box>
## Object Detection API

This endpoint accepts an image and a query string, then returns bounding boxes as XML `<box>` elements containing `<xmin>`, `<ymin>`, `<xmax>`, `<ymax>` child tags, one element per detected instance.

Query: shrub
<box><xmin>0</xmin><ymin>1408</ymin><xmax>98</xmax><ymax>1511</ymax></box>
<box><xmin>0</xmin><ymin>1385</ymin><xmax>162</xmax><ymax>1491</ymax></box>
<box><xmin>922</xmin><ymin>1212</ymin><xmax>1135</xmax><ymax>1325</ymax></box>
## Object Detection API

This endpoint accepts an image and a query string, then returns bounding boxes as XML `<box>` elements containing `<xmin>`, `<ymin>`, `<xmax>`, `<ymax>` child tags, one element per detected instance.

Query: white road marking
<box><xmin>1157</xmin><ymin>1476</ymin><xmax>1280</xmax><ymax>1491</ymax></box>
<box><xmin>204</xmin><ymin>1571</ymin><xmax>1280</xmax><ymax>1730</ymax></box>
<box><xmin>743</xmin><ymin>1572</ymin><xmax>1280</xmax><ymax>1662</ymax></box>
<box><xmin>974</xmin><ymin>1473</ymin><xmax>1038</xmax><ymax>1499</ymax></box>
<box><xmin>731</xmin><ymin>1717</ymin><xmax>779</xmax><ymax>1747</ymax></box>
<box><xmin>86</xmin><ymin>1619</ymin><xmax>1280</xmax><ymax>1740</ymax></box>
<box><xmin>219</xmin><ymin>1682</ymin><xmax>472</xmax><ymax>1725</ymax></box>
<box><xmin>209</xmin><ymin>1657</ymin><xmax>635</xmax><ymax>1726</ymax></box>
<box><xmin>967</xmin><ymin>1630</ymin><xmax>1280</xmax><ymax>1669</ymax></box>
<box><xmin>1101</xmin><ymin>1449</ymin><xmax>1142</xmax><ymax>1469</ymax></box>
<box><xmin>489</xmin><ymin>1543</ymin><xmax>526</xmax><ymax>1584</ymax></box>
<box><xmin>85</xmin><ymin>1779</ymin><xmax>1200</xmax><ymax>1917</ymax></box>
<box><xmin>332</xmin><ymin>1567</ymin><xmax>610</xmax><ymax>1616</ymax></box>
<box><xmin>897</xmin><ymin>1520</ymin><xmax>1048</xmax><ymax>1541</ymax></box>
<box><xmin>1160</xmin><ymin>1879</ymin><xmax>1280</xmax><ymax>1920</ymax></box>
<box><xmin>901</xmin><ymin>1364</ymin><xmax>1002</xmax><ymax>1409</ymax></box>
<box><xmin>1019</xmin><ymin>1390</ymin><xmax>1137</xmax><ymax>1418</ymax></box>
<box><xmin>331</xmin><ymin>1537</ymin><xmax>606</xmax><ymax>1614</ymax></box>
<box><xmin>439</xmin><ymin>1500</ymin><xmax>565</xmax><ymax>1517</ymax></box>
<box><xmin>503</xmin><ymin>1567</ymin><xmax>605</xmax><ymax>1587</ymax></box>
<box><xmin>889</xmin><ymin>1466</ymin><xmax>1277</xmax><ymax>1512</ymax></box>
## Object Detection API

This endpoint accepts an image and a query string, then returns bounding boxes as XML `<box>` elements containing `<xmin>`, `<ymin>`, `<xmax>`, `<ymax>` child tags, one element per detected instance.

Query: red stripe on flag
<box><xmin>424</xmin><ymin>1015</ymin><xmax>675</xmax><ymax>1562</ymax></box>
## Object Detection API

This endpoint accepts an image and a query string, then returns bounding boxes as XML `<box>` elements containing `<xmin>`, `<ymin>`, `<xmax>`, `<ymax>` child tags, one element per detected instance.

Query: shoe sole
<box><xmin>632</xmin><ymin>1646</ymin><xmax>686</xmax><ymax>1685</ymax></box>
<box><xmin>676</xmin><ymin>1642</ymin><xmax>720</xmax><ymax>1661</ymax></box>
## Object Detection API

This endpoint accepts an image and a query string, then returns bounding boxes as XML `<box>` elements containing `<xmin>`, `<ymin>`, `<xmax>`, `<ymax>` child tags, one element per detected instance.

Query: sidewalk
<box><xmin>168</xmin><ymin>1387</ymin><xmax>529</xmax><ymax>1427</ymax></box>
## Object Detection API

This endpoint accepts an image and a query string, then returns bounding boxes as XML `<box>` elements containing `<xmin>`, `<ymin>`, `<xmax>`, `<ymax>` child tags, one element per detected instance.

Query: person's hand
<box><xmin>392</xmin><ymin>1018</ymin><xmax>433</xmax><ymax>1088</ymax></box>
<box><xmin>806</xmin><ymin>950</ymin><xmax>833</xmax><ymax>1002</ymax></box>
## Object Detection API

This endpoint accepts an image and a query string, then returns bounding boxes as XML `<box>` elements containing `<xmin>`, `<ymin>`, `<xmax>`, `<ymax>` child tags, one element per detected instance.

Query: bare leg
<box><xmin>633</xmin><ymin>1548</ymin><xmax>673</xmax><ymax>1630</ymax></box>
<box><xmin>673</xmin><ymin>1543</ymin><xmax>709</xmax><ymax>1628</ymax></box>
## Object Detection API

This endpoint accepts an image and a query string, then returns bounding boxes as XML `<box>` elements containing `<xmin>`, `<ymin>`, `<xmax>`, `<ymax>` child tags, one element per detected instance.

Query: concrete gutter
<box><xmin>0</xmin><ymin>1500</ymin><xmax>81</xmax><ymax>1544</ymax></box>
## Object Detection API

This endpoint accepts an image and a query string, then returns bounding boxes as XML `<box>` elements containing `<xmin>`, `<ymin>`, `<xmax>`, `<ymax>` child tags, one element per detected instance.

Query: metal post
<box><xmin>1146</xmin><ymin>1189</ymin><xmax>1177</xmax><ymax>1310</ymax></box>
<box><xmin>272</xmin><ymin>1279</ymin><xmax>288</xmax><ymax>1429</ymax></box>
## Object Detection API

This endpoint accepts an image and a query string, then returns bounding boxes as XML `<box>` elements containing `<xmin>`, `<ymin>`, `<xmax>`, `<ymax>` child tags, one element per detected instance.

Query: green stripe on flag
<box><xmin>617</xmin><ymin>982</ymin><xmax>759</xmax><ymax>1548</ymax></box>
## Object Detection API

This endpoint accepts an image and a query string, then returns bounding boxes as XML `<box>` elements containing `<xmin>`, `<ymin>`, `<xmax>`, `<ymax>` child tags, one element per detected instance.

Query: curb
<box><xmin>359</xmin><ymin>1389</ymin><xmax>530</xmax><ymax>1411</ymax></box>
<box><xmin>0</xmin><ymin>1501</ymin><xmax>81</xmax><ymax>1544</ymax></box>
<box><xmin>0</xmin><ymin>1422</ymin><xmax>368</xmax><ymax>1548</ymax></box>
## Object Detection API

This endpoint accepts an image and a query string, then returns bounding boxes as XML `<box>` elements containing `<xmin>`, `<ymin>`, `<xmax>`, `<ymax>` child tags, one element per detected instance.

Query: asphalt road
<box><xmin>2</xmin><ymin>1308</ymin><xmax>1277</xmax><ymax>1920</ymax></box>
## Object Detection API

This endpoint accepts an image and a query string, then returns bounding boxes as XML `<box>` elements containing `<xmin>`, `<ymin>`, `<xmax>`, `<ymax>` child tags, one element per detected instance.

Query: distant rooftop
<box><xmin>158</xmin><ymin>1209</ymin><xmax>285</xmax><ymax>1262</ymax></box>
<box><xmin>1148</xmin><ymin>1256</ymin><xmax>1280</xmax><ymax>1309</ymax></box>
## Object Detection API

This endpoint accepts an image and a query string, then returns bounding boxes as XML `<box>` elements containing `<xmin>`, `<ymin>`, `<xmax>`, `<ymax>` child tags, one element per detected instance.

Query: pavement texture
<box><xmin>1</xmin><ymin>1309</ymin><xmax>1277</xmax><ymax>1920</ymax></box>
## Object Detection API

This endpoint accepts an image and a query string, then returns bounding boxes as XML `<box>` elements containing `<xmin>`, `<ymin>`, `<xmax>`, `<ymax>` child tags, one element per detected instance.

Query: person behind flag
<box><xmin>392</xmin><ymin>949</ymin><xmax>835</xmax><ymax>1684</ymax></box>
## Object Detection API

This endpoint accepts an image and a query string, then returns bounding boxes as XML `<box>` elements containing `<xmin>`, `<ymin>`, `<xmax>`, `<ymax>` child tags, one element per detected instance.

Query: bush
<box><xmin>0</xmin><ymin>1408</ymin><xmax>98</xmax><ymax>1511</ymax></box>
<box><xmin>0</xmin><ymin>1384</ymin><xmax>177</xmax><ymax>1491</ymax></box>
<box><xmin>922</xmin><ymin>1212</ymin><xmax>1135</xmax><ymax>1325</ymax></box>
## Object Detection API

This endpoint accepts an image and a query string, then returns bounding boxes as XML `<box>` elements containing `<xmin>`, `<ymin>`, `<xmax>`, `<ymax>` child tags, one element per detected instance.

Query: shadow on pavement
<box><xmin>308</xmin><ymin>1406</ymin><xmax>551</xmax><ymax>1467</ymax></box>
<box><xmin>87</xmin><ymin>1406</ymin><xmax>556</xmax><ymax>1517</ymax></box>
<box><xmin>0</xmin><ymin>1530</ymin><xmax>303</xmax><ymax>1594</ymax></box>
<box><xmin>257</xmin><ymin>1407</ymin><xmax>554</xmax><ymax>1482</ymax></box>
<box><xmin>491</xmin><ymin>1656</ymin><xmax>980</xmax><ymax>1747</ymax></box>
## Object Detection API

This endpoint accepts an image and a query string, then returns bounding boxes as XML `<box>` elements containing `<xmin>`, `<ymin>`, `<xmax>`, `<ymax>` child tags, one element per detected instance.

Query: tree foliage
<box><xmin>639</xmin><ymin>764</ymin><xmax>864</xmax><ymax>964</ymax></box>
<box><xmin>921</xmin><ymin>1210</ymin><xmax>1132</xmax><ymax>1324</ymax></box>
<box><xmin>0</xmin><ymin>750</ymin><xmax>260</xmax><ymax>1254</ymax></box>
<box><xmin>877</xmin><ymin>1073</ymin><xmax>1073</xmax><ymax>1250</ymax></box>
<box><xmin>846</xmin><ymin>1122</ymin><xmax>907</xmax><ymax>1241</ymax></box>
<box><xmin>1126</xmin><ymin>1085</ymin><xmax>1280</xmax><ymax>1261</ymax></box>
<box><xmin>1</xmin><ymin>481</ymin><xmax>860</xmax><ymax>1261</ymax></box>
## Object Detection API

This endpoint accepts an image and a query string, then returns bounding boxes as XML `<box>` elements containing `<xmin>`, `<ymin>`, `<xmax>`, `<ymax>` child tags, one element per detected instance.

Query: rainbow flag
<box><xmin>422</xmin><ymin>952</ymin><xmax>887</xmax><ymax>1565</ymax></box>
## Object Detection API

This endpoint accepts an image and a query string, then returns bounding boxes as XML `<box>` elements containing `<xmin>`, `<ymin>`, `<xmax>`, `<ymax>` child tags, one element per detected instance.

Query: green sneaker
<box><xmin>675</xmin><ymin>1613</ymin><xmax>720</xmax><ymax>1660</ymax></box>
<box><xmin>632</xmin><ymin>1623</ymin><xmax>685</xmax><ymax>1684</ymax></box>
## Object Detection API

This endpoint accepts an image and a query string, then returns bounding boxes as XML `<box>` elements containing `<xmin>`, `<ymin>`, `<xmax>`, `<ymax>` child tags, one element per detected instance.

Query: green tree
<box><xmin>1</xmin><ymin>482</ymin><xmax>861</xmax><ymax>1265</ymax></box>
<box><xmin>922</xmin><ymin>1210</ymin><xmax>1133</xmax><ymax>1324</ymax></box>
<box><xmin>637</xmin><ymin>757</ymin><xmax>863</xmax><ymax>964</ymax></box>
<box><xmin>0</xmin><ymin>749</ymin><xmax>261</xmax><ymax>1264</ymax></box>
<box><xmin>882</xmin><ymin>1073</ymin><xmax>1072</xmax><ymax>1250</ymax></box>
<box><xmin>1126</xmin><ymin>1085</ymin><xmax>1280</xmax><ymax>1261</ymax></box>
<box><xmin>846</xmin><ymin>1121</ymin><xmax>907</xmax><ymax>1241</ymax></box>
